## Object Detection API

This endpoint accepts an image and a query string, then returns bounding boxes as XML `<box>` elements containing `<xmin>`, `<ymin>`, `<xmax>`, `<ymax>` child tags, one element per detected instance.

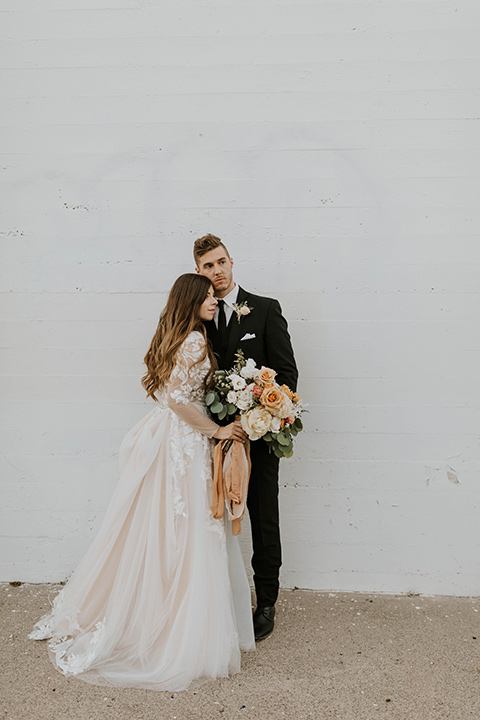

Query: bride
<box><xmin>29</xmin><ymin>273</ymin><xmax>255</xmax><ymax>691</ymax></box>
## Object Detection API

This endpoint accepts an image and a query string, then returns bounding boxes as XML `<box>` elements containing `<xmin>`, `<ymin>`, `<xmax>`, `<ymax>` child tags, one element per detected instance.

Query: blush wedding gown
<box><xmin>29</xmin><ymin>331</ymin><xmax>255</xmax><ymax>691</ymax></box>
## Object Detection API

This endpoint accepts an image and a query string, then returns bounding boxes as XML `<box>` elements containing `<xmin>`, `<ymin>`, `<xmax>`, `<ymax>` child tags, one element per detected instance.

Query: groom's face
<box><xmin>196</xmin><ymin>246</ymin><xmax>234</xmax><ymax>297</ymax></box>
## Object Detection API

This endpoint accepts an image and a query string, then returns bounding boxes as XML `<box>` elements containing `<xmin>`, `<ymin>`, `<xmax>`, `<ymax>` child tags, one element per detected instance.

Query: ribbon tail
<box><xmin>211</xmin><ymin>442</ymin><xmax>225</xmax><ymax>519</ymax></box>
<box><xmin>224</xmin><ymin>439</ymin><xmax>251</xmax><ymax>535</ymax></box>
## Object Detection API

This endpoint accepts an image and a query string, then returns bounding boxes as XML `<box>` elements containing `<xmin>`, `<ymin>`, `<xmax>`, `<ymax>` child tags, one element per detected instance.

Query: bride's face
<box><xmin>198</xmin><ymin>285</ymin><xmax>217</xmax><ymax>322</ymax></box>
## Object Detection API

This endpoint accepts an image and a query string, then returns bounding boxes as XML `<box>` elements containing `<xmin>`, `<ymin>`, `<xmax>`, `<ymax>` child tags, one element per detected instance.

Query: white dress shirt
<box><xmin>214</xmin><ymin>284</ymin><xmax>239</xmax><ymax>328</ymax></box>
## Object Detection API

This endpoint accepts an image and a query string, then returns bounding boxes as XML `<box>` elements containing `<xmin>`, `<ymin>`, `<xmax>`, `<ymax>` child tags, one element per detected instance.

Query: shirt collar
<box><xmin>217</xmin><ymin>284</ymin><xmax>239</xmax><ymax>308</ymax></box>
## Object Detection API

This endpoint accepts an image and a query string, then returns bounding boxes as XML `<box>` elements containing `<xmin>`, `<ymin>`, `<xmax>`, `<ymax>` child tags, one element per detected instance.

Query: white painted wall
<box><xmin>1</xmin><ymin>1</ymin><xmax>479</xmax><ymax>595</ymax></box>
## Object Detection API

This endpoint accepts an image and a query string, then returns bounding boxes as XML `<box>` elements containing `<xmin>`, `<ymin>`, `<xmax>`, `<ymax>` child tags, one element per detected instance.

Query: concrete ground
<box><xmin>1</xmin><ymin>583</ymin><xmax>479</xmax><ymax>720</ymax></box>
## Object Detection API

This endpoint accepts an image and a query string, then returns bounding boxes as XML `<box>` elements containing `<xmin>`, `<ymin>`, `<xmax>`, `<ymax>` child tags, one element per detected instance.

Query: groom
<box><xmin>194</xmin><ymin>233</ymin><xmax>298</xmax><ymax>641</ymax></box>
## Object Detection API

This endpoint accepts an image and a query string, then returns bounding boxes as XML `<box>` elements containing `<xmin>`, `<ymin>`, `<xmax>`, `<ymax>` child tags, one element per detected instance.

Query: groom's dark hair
<box><xmin>193</xmin><ymin>234</ymin><xmax>230</xmax><ymax>266</ymax></box>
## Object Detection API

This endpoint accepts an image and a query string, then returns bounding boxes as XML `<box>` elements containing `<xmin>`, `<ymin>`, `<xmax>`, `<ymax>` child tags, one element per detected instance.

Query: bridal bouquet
<box><xmin>206</xmin><ymin>350</ymin><xmax>304</xmax><ymax>458</ymax></box>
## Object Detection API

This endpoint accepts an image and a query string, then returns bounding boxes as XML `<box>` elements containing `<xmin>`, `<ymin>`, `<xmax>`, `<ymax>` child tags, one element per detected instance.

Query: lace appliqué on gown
<box><xmin>28</xmin><ymin>588</ymin><xmax>73</xmax><ymax>640</ymax></box>
<box><xmin>49</xmin><ymin>620</ymin><xmax>107</xmax><ymax>676</ymax></box>
<box><xmin>161</xmin><ymin>332</ymin><xmax>215</xmax><ymax>522</ymax></box>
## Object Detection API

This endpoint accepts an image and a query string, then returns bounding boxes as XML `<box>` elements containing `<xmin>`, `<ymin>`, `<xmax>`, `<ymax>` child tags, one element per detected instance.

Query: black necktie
<box><xmin>217</xmin><ymin>299</ymin><xmax>227</xmax><ymax>335</ymax></box>
<box><xmin>217</xmin><ymin>299</ymin><xmax>228</xmax><ymax>353</ymax></box>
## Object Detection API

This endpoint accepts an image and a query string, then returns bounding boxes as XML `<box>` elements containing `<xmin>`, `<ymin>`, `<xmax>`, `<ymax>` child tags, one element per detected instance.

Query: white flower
<box><xmin>270</xmin><ymin>415</ymin><xmax>282</xmax><ymax>433</ymax></box>
<box><xmin>240</xmin><ymin>358</ymin><xmax>258</xmax><ymax>380</ymax></box>
<box><xmin>236</xmin><ymin>388</ymin><xmax>255</xmax><ymax>412</ymax></box>
<box><xmin>229</xmin><ymin>374</ymin><xmax>247</xmax><ymax>391</ymax></box>
<box><xmin>227</xmin><ymin>390</ymin><xmax>238</xmax><ymax>404</ymax></box>
<box><xmin>291</xmin><ymin>401</ymin><xmax>304</xmax><ymax>418</ymax></box>
<box><xmin>239</xmin><ymin>306</ymin><xmax>250</xmax><ymax>316</ymax></box>
<box><xmin>241</xmin><ymin>407</ymin><xmax>272</xmax><ymax>440</ymax></box>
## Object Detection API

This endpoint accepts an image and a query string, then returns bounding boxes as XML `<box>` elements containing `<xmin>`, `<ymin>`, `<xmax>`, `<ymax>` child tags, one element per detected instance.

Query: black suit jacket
<box><xmin>206</xmin><ymin>286</ymin><xmax>298</xmax><ymax>391</ymax></box>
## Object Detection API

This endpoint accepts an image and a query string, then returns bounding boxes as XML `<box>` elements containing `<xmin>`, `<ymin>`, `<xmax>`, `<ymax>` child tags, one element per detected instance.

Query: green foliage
<box><xmin>294</xmin><ymin>417</ymin><xmax>303</xmax><ymax>431</ymax></box>
<box><xmin>233</xmin><ymin>348</ymin><xmax>246</xmax><ymax>369</ymax></box>
<box><xmin>218</xmin><ymin>406</ymin><xmax>228</xmax><ymax>421</ymax></box>
<box><xmin>260</xmin><ymin>428</ymin><xmax>296</xmax><ymax>458</ymax></box>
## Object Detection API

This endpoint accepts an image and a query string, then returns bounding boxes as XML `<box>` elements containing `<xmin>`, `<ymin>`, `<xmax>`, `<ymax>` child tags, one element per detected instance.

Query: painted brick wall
<box><xmin>1</xmin><ymin>1</ymin><xmax>479</xmax><ymax>594</ymax></box>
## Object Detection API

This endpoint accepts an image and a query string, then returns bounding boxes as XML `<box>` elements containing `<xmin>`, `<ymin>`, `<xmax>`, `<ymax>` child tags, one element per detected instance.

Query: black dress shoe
<box><xmin>253</xmin><ymin>605</ymin><xmax>275</xmax><ymax>641</ymax></box>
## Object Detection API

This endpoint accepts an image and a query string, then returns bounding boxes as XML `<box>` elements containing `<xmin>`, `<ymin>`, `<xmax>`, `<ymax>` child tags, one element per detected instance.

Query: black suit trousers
<box><xmin>247</xmin><ymin>439</ymin><xmax>281</xmax><ymax>607</ymax></box>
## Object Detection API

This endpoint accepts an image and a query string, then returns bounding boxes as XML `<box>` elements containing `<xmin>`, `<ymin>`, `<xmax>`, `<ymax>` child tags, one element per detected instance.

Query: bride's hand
<box><xmin>213</xmin><ymin>420</ymin><xmax>248</xmax><ymax>443</ymax></box>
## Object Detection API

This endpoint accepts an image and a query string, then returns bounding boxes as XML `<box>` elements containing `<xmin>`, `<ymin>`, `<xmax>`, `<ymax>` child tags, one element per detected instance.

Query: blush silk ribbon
<box><xmin>212</xmin><ymin>439</ymin><xmax>251</xmax><ymax>535</ymax></box>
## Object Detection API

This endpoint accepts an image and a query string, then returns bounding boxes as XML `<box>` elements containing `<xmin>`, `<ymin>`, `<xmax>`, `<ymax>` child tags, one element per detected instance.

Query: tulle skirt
<box><xmin>29</xmin><ymin>404</ymin><xmax>255</xmax><ymax>691</ymax></box>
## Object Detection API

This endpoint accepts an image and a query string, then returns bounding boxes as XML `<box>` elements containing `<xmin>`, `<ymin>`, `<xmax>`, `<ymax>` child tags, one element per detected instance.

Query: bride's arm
<box><xmin>165</xmin><ymin>333</ymin><xmax>220</xmax><ymax>437</ymax></box>
<box><xmin>165</xmin><ymin>333</ymin><xmax>247</xmax><ymax>443</ymax></box>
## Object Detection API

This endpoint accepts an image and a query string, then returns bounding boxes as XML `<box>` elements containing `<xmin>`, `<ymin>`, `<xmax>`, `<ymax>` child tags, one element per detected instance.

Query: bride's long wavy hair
<box><xmin>142</xmin><ymin>273</ymin><xmax>217</xmax><ymax>400</ymax></box>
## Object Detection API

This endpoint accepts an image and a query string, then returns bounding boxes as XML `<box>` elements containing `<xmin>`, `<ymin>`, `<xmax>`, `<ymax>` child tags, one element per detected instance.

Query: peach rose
<box><xmin>257</xmin><ymin>366</ymin><xmax>277</xmax><ymax>387</ymax></box>
<box><xmin>292</xmin><ymin>392</ymin><xmax>301</xmax><ymax>403</ymax></box>
<box><xmin>260</xmin><ymin>386</ymin><xmax>294</xmax><ymax>418</ymax></box>
<box><xmin>281</xmin><ymin>384</ymin><xmax>294</xmax><ymax>400</ymax></box>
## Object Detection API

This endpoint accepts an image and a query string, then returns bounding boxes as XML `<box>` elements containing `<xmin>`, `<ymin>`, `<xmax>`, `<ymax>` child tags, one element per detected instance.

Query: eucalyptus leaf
<box><xmin>205</xmin><ymin>391</ymin><xmax>216</xmax><ymax>406</ymax></box>
<box><xmin>227</xmin><ymin>403</ymin><xmax>237</xmax><ymax>415</ymax></box>
<box><xmin>277</xmin><ymin>432</ymin><xmax>290</xmax><ymax>446</ymax></box>
<box><xmin>263</xmin><ymin>432</ymin><xmax>273</xmax><ymax>442</ymax></box>
<box><xmin>284</xmin><ymin>449</ymin><xmax>294</xmax><ymax>458</ymax></box>
<box><xmin>211</xmin><ymin>402</ymin><xmax>224</xmax><ymax>414</ymax></box>
<box><xmin>294</xmin><ymin>417</ymin><xmax>303</xmax><ymax>431</ymax></box>
<box><xmin>218</xmin><ymin>406</ymin><xmax>227</xmax><ymax>421</ymax></box>
<box><xmin>273</xmin><ymin>446</ymin><xmax>285</xmax><ymax>458</ymax></box>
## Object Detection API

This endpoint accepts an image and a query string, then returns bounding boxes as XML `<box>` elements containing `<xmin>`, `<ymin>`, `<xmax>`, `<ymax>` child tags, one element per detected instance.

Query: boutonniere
<box><xmin>232</xmin><ymin>300</ymin><xmax>253</xmax><ymax>323</ymax></box>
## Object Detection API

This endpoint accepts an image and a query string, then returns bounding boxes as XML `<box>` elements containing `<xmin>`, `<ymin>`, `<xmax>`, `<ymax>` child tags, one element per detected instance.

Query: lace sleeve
<box><xmin>166</xmin><ymin>332</ymin><xmax>219</xmax><ymax>438</ymax></box>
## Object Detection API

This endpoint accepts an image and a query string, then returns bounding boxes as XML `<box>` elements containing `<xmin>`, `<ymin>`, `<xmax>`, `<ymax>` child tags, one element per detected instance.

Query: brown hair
<box><xmin>142</xmin><ymin>273</ymin><xmax>217</xmax><ymax>400</ymax></box>
<box><xmin>193</xmin><ymin>233</ymin><xmax>230</xmax><ymax>267</ymax></box>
